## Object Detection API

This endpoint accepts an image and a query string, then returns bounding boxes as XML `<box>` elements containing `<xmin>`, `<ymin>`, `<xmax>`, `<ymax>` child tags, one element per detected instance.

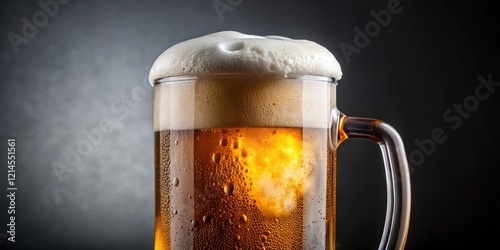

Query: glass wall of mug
<box><xmin>153</xmin><ymin>75</ymin><xmax>338</xmax><ymax>249</ymax></box>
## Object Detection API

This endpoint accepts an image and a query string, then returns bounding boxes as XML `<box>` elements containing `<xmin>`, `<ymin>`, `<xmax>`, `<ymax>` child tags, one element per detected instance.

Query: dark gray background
<box><xmin>1</xmin><ymin>0</ymin><xmax>499</xmax><ymax>249</ymax></box>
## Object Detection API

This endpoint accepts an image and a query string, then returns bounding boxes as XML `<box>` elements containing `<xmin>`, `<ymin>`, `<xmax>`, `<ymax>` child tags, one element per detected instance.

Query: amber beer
<box><xmin>154</xmin><ymin>76</ymin><xmax>336</xmax><ymax>249</ymax></box>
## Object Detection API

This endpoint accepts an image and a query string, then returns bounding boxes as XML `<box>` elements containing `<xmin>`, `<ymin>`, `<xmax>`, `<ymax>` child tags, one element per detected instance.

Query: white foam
<box><xmin>151</xmin><ymin>31</ymin><xmax>340</xmax><ymax>131</ymax></box>
<box><xmin>149</xmin><ymin>31</ymin><xmax>342</xmax><ymax>85</ymax></box>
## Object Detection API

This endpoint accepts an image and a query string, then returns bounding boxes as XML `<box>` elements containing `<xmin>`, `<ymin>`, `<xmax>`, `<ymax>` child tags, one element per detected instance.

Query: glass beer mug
<box><xmin>151</xmin><ymin>31</ymin><xmax>411</xmax><ymax>250</ymax></box>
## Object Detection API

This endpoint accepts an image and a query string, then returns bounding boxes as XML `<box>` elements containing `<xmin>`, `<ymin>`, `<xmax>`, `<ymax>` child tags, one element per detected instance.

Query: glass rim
<box><xmin>154</xmin><ymin>74</ymin><xmax>337</xmax><ymax>86</ymax></box>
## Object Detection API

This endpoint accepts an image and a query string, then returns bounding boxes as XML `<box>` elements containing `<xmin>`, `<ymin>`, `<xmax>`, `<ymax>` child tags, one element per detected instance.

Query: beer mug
<box><xmin>150</xmin><ymin>31</ymin><xmax>411</xmax><ymax>250</ymax></box>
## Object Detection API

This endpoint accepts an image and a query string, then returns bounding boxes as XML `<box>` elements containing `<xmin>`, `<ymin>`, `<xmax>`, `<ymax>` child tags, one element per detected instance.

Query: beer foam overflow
<box><xmin>149</xmin><ymin>31</ymin><xmax>342</xmax><ymax>84</ymax></box>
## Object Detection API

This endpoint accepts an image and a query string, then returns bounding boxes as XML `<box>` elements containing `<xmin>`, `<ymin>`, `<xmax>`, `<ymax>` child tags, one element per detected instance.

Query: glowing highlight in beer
<box><xmin>233</xmin><ymin>129</ymin><xmax>308</xmax><ymax>217</ymax></box>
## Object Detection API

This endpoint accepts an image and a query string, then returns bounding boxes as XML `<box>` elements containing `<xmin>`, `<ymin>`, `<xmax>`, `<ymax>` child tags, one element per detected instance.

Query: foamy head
<box><xmin>154</xmin><ymin>76</ymin><xmax>335</xmax><ymax>131</ymax></box>
<box><xmin>151</xmin><ymin>31</ymin><xmax>341</xmax><ymax>132</ymax></box>
<box><xmin>149</xmin><ymin>31</ymin><xmax>342</xmax><ymax>85</ymax></box>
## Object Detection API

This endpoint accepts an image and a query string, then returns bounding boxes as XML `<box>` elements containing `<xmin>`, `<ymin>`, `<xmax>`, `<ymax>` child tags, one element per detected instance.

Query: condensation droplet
<box><xmin>261</xmin><ymin>235</ymin><xmax>267</xmax><ymax>242</ymax></box>
<box><xmin>174</xmin><ymin>140</ymin><xmax>179</xmax><ymax>145</ymax></box>
<box><xmin>233</xmin><ymin>141</ymin><xmax>239</xmax><ymax>149</ymax></box>
<box><xmin>173</xmin><ymin>178</ymin><xmax>179</xmax><ymax>187</ymax></box>
<box><xmin>224</xmin><ymin>182</ymin><xmax>235</xmax><ymax>195</ymax></box>
<box><xmin>220</xmin><ymin>138</ymin><xmax>228</xmax><ymax>146</ymax></box>
<box><xmin>241</xmin><ymin>150</ymin><xmax>247</xmax><ymax>157</ymax></box>
<box><xmin>203</xmin><ymin>215</ymin><xmax>213</xmax><ymax>224</ymax></box>
<box><xmin>240</xmin><ymin>214</ymin><xmax>247</xmax><ymax>223</ymax></box>
<box><xmin>173</xmin><ymin>209</ymin><xmax>178</xmax><ymax>215</ymax></box>
<box><xmin>233</xmin><ymin>235</ymin><xmax>241</xmax><ymax>242</ymax></box>
<box><xmin>263</xmin><ymin>231</ymin><xmax>271</xmax><ymax>236</ymax></box>
<box><xmin>212</xmin><ymin>153</ymin><xmax>221</xmax><ymax>163</ymax></box>
<box><xmin>191</xmin><ymin>220</ymin><xmax>199</xmax><ymax>227</ymax></box>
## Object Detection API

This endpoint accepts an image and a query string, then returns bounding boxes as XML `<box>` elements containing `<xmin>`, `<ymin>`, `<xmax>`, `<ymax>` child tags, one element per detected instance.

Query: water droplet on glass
<box><xmin>212</xmin><ymin>153</ymin><xmax>221</xmax><ymax>163</ymax></box>
<box><xmin>220</xmin><ymin>138</ymin><xmax>228</xmax><ymax>146</ymax></box>
<box><xmin>240</xmin><ymin>214</ymin><xmax>247</xmax><ymax>223</ymax></box>
<box><xmin>173</xmin><ymin>178</ymin><xmax>179</xmax><ymax>187</ymax></box>
<box><xmin>233</xmin><ymin>235</ymin><xmax>241</xmax><ymax>242</ymax></box>
<box><xmin>261</xmin><ymin>235</ymin><xmax>267</xmax><ymax>242</ymax></box>
<box><xmin>203</xmin><ymin>215</ymin><xmax>213</xmax><ymax>224</ymax></box>
<box><xmin>173</xmin><ymin>209</ymin><xmax>178</xmax><ymax>215</ymax></box>
<box><xmin>233</xmin><ymin>141</ymin><xmax>239</xmax><ymax>149</ymax></box>
<box><xmin>241</xmin><ymin>150</ymin><xmax>247</xmax><ymax>157</ymax></box>
<box><xmin>263</xmin><ymin>231</ymin><xmax>271</xmax><ymax>236</ymax></box>
<box><xmin>175</xmin><ymin>140</ymin><xmax>179</xmax><ymax>145</ymax></box>
<box><xmin>224</xmin><ymin>182</ymin><xmax>235</xmax><ymax>195</ymax></box>
<box><xmin>191</xmin><ymin>220</ymin><xmax>198</xmax><ymax>227</ymax></box>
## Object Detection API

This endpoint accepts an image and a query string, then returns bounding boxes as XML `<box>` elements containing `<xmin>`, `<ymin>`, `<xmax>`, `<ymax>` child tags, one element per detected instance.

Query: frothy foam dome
<box><xmin>149</xmin><ymin>31</ymin><xmax>342</xmax><ymax>85</ymax></box>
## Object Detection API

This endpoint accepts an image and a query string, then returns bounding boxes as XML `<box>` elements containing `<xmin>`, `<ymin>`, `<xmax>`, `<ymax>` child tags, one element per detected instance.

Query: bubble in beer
<box><xmin>212</xmin><ymin>153</ymin><xmax>221</xmax><ymax>163</ymax></box>
<box><xmin>173</xmin><ymin>178</ymin><xmax>179</xmax><ymax>187</ymax></box>
<box><xmin>224</xmin><ymin>182</ymin><xmax>235</xmax><ymax>195</ymax></box>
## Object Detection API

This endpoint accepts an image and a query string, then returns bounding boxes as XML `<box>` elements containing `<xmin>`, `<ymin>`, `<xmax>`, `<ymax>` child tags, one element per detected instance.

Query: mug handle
<box><xmin>331</xmin><ymin>109</ymin><xmax>411</xmax><ymax>250</ymax></box>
